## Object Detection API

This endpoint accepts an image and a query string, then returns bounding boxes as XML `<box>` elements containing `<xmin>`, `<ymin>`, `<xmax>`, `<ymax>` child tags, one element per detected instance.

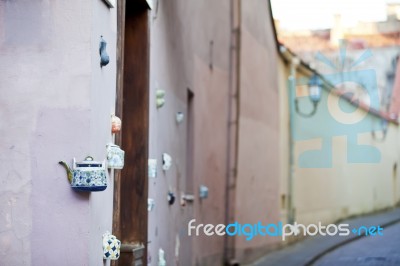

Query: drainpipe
<box><xmin>224</xmin><ymin>0</ymin><xmax>241</xmax><ymax>264</ymax></box>
<box><xmin>288</xmin><ymin>56</ymin><xmax>299</xmax><ymax>224</ymax></box>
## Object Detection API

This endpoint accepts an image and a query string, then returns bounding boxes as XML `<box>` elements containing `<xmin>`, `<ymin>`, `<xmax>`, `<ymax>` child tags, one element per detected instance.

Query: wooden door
<box><xmin>113</xmin><ymin>0</ymin><xmax>150</xmax><ymax>265</ymax></box>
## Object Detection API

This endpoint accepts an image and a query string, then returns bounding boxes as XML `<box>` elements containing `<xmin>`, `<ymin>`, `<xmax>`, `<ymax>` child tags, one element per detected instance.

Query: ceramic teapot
<box><xmin>106</xmin><ymin>143</ymin><xmax>125</xmax><ymax>169</ymax></box>
<box><xmin>59</xmin><ymin>156</ymin><xmax>107</xmax><ymax>192</ymax></box>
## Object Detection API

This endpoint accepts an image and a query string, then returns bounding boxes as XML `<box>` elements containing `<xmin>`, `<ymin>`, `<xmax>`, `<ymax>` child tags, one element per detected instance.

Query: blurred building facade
<box><xmin>278</xmin><ymin>46</ymin><xmax>400</xmax><ymax>231</ymax></box>
<box><xmin>275</xmin><ymin>2</ymin><xmax>400</xmax><ymax>233</ymax></box>
<box><xmin>276</xmin><ymin>2</ymin><xmax>400</xmax><ymax>114</ymax></box>
<box><xmin>0</xmin><ymin>0</ymin><xmax>282</xmax><ymax>265</ymax></box>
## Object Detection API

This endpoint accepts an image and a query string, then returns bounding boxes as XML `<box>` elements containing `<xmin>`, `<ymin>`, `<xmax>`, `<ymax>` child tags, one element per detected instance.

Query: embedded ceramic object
<box><xmin>156</xmin><ymin>98</ymin><xmax>165</xmax><ymax>108</ymax></box>
<box><xmin>162</xmin><ymin>153</ymin><xmax>172</xmax><ymax>171</ymax></box>
<box><xmin>106</xmin><ymin>143</ymin><xmax>125</xmax><ymax>169</ymax></box>
<box><xmin>156</xmin><ymin>89</ymin><xmax>165</xmax><ymax>98</ymax></box>
<box><xmin>176</xmin><ymin>112</ymin><xmax>184</xmax><ymax>123</ymax></box>
<box><xmin>148</xmin><ymin>159</ymin><xmax>157</xmax><ymax>178</ymax></box>
<box><xmin>99</xmin><ymin>36</ymin><xmax>110</xmax><ymax>67</ymax></box>
<box><xmin>156</xmin><ymin>90</ymin><xmax>166</xmax><ymax>108</ymax></box>
<box><xmin>167</xmin><ymin>191</ymin><xmax>176</xmax><ymax>205</ymax></box>
<box><xmin>181</xmin><ymin>193</ymin><xmax>195</xmax><ymax>206</ymax></box>
<box><xmin>158</xmin><ymin>249</ymin><xmax>166</xmax><ymax>266</ymax></box>
<box><xmin>199</xmin><ymin>185</ymin><xmax>209</xmax><ymax>199</ymax></box>
<box><xmin>59</xmin><ymin>156</ymin><xmax>107</xmax><ymax>192</ymax></box>
<box><xmin>111</xmin><ymin>115</ymin><xmax>122</xmax><ymax>133</ymax></box>
<box><xmin>148</xmin><ymin>198</ymin><xmax>155</xmax><ymax>211</ymax></box>
<box><xmin>103</xmin><ymin>231</ymin><xmax>121</xmax><ymax>260</ymax></box>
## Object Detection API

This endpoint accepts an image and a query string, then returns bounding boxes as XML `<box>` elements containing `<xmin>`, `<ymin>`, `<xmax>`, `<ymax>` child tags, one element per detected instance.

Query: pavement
<box><xmin>314</xmin><ymin>221</ymin><xmax>400</xmax><ymax>266</ymax></box>
<box><xmin>250</xmin><ymin>207</ymin><xmax>400</xmax><ymax>266</ymax></box>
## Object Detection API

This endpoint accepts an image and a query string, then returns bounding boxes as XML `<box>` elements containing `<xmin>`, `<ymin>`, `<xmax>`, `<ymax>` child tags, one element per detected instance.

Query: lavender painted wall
<box><xmin>147</xmin><ymin>0</ymin><xmax>280</xmax><ymax>265</ymax></box>
<box><xmin>0</xmin><ymin>0</ymin><xmax>117</xmax><ymax>265</ymax></box>
<box><xmin>148</xmin><ymin>0</ymin><xmax>231</xmax><ymax>265</ymax></box>
<box><xmin>88</xmin><ymin>0</ymin><xmax>117</xmax><ymax>265</ymax></box>
<box><xmin>234</xmin><ymin>0</ymin><xmax>281</xmax><ymax>263</ymax></box>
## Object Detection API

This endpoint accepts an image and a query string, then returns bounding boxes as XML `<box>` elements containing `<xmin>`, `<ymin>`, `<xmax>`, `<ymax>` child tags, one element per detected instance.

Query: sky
<box><xmin>271</xmin><ymin>0</ymin><xmax>400</xmax><ymax>30</ymax></box>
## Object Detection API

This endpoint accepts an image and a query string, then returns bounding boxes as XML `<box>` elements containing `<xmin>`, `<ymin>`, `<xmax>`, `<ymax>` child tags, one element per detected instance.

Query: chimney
<box><xmin>330</xmin><ymin>14</ymin><xmax>344</xmax><ymax>47</ymax></box>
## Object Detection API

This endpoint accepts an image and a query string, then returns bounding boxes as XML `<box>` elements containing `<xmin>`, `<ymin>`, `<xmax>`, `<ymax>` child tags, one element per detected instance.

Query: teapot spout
<box><xmin>59</xmin><ymin>161</ymin><xmax>73</xmax><ymax>183</ymax></box>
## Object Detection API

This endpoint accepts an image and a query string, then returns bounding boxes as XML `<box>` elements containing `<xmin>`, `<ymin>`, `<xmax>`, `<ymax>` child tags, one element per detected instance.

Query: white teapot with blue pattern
<box><xmin>59</xmin><ymin>156</ymin><xmax>107</xmax><ymax>192</ymax></box>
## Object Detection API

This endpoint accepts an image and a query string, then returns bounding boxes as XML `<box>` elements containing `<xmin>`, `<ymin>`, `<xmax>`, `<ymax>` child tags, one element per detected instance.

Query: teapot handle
<box><xmin>85</xmin><ymin>156</ymin><xmax>94</xmax><ymax>161</ymax></box>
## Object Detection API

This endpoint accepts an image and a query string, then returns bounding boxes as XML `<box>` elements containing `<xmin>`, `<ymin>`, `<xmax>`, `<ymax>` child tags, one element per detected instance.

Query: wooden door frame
<box><xmin>113</xmin><ymin>0</ymin><xmax>150</xmax><ymax>265</ymax></box>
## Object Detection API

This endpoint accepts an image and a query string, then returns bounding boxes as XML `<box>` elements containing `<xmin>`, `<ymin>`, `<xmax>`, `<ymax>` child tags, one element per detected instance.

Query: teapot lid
<box><xmin>106</xmin><ymin>143</ymin><xmax>119</xmax><ymax>147</ymax></box>
<box><xmin>76</xmin><ymin>156</ymin><xmax>103</xmax><ymax>167</ymax></box>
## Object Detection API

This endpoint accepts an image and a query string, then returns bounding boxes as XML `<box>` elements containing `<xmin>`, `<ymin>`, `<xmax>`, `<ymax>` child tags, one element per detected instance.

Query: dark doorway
<box><xmin>113</xmin><ymin>0</ymin><xmax>150</xmax><ymax>265</ymax></box>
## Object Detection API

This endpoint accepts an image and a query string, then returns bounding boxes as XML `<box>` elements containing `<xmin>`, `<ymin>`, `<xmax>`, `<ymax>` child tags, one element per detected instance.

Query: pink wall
<box><xmin>0</xmin><ymin>0</ymin><xmax>117</xmax><ymax>265</ymax></box>
<box><xmin>234</xmin><ymin>0</ymin><xmax>281</xmax><ymax>263</ymax></box>
<box><xmin>147</xmin><ymin>0</ymin><xmax>280</xmax><ymax>265</ymax></box>
<box><xmin>148</xmin><ymin>0</ymin><xmax>231</xmax><ymax>265</ymax></box>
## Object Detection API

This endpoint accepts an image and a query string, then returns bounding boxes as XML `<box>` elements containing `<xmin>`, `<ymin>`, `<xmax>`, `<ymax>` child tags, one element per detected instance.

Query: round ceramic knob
<box><xmin>111</xmin><ymin>115</ymin><xmax>122</xmax><ymax>133</ymax></box>
<box><xmin>167</xmin><ymin>192</ymin><xmax>175</xmax><ymax>205</ymax></box>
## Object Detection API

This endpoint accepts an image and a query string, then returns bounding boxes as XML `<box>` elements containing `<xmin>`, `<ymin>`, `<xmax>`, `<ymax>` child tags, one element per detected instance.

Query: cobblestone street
<box><xmin>314</xmin><ymin>222</ymin><xmax>400</xmax><ymax>266</ymax></box>
<box><xmin>253</xmin><ymin>208</ymin><xmax>400</xmax><ymax>266</ymax></box>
